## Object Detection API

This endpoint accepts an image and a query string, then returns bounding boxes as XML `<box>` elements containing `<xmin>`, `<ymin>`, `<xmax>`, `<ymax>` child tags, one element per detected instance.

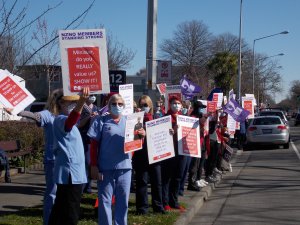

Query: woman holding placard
<box><xmin>161</xmin><ymin>96</ymin><xmax>187</xmax><ymax>212</ymax></box>
<box><xmin>88</xmin><ymin>94</ymin><xmax>145</xmax><ymax>225</ymax></box>
<box><xmin>132</xmin><ymin>95</ymin><xmax>165</xmax><ymax>215</ymax></box>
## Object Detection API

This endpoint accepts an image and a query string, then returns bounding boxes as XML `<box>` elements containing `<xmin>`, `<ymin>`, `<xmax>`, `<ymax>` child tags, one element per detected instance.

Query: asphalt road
<box><xmin>189</xmin><ymin>119</ymin><xmax>300</xmax><ymax>225</ymax></box>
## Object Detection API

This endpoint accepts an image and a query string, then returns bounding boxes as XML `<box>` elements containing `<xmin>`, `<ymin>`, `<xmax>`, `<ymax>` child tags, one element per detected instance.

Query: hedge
<box><xmin>0</xmin><ymin>121</ymin><xmax>45</xmax><ymax>166</ymax></box>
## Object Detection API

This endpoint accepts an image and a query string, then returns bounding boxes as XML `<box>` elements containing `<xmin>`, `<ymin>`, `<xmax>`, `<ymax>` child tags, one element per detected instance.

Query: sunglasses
<box><xmin>140</xmin><ymin>103</ymin><xmax>148</xmax><ymax>107</ymax></box>
<box><xmin>111</xmin><ymin>102</ymin><xmax>124</xmax><ymax>107</ymax></box>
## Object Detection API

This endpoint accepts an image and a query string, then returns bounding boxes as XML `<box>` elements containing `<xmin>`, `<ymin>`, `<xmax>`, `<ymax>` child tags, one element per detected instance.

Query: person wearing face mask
<box><xmin>88</xmin><ymin>94</ymin><xmax>145</xmax><ymax>225</ymax></box>
<box><xmin>161</xmin><ymin>96</ymin><xmax>187</xmax><ymax>212</ymax></box>
<box><xmin>187</xmin><ymin>100</ymin><xmax>209</xmax><ymax>191</ymax></box>
<box><xmin>77</xmin><ymin>95</ymin><xmax>99</xmax><ymax>194</ymax></box>
<box><xmin>132</xmin><ymin>95</ymin><xmax>165</xmax><ymax>215</ymax></box>
<box><xmin>48</xmin><ymin>87</ymin><xmax>90</xmax><ymax>225</ymax></box>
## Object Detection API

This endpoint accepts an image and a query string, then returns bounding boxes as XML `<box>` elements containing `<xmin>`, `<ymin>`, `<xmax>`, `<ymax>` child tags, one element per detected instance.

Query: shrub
<box><xmin>0</xmin><ymin>121</ymin><xmax>44</xmax><ymax>166</ymax></box>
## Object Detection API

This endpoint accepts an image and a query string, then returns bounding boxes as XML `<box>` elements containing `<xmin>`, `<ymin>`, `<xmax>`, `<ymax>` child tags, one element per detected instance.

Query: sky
<box><xmin>15</xmin><ymin>0</ymin><xmax>300</xmax><ymax>102</ymax></box>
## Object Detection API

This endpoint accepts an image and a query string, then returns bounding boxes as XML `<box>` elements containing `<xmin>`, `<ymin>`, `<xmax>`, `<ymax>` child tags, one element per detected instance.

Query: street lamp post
<box><xmin>252</xmin><ymin>30</ymin><xmax>289</xmax><ymax>94</ymax></box>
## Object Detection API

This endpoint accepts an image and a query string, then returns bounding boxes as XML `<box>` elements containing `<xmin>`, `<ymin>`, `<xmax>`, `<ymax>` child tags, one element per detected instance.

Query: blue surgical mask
<box><xmin>182</xmin><ymin>108</ymin><xmax>188</xmax><ymax>115</ymax></box>
<box><xmin>198</xmin><ymin>108</ymin><xmax>206</xmax><ymax>114</ymax></box>
<box><xmin>171</xmin><ymin>103</ymin><xmax>181</xmax><ymax>112</ymax></box>
<box><xmin>111</xmin><ymin>105</ymin><xmax>123</xmax><ymax>116</ymax></box>
<box><xmin>141</xmin><ymin>106</ymin><xmax>150</xmax><ymax>113</ymax></box>
<box><xmin>66</xmin><ymin>103</ymin><xmax>76</xmax><ymax>114</ymax></box>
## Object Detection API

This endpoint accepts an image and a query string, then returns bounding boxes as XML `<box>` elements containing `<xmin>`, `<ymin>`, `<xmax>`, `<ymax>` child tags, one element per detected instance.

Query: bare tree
<box><xmin>160</xmin><ymin>20</ymin><xmax>212</xmax><ymax>83</ymax></box>
<box><xmin>106</xmin><ymin>31</ymin><xmax>136</xmax><ymax>70</ymax></box>
<box><xmin>0</xmin><ymin>0</ymin><xmax>95</xmax><ymax>73</ymax></box>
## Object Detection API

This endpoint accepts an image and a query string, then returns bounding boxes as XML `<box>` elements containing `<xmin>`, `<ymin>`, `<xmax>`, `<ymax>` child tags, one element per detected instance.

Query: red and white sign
<box><xmin>213</xmin><ymin>92</ymin><xmax>223</xmax><ymax>108</ymax></box>
<box><xmin>146</xmin><ymin>115</ymin><xmax>175</xmax><ymax>164</ymax></box>
<box><xmin>124</xmin><ymin>111</ymin><xmax>145</xmax><ymax>153</ymax></box>
<box><xmin>0</xmin><ymin>70</ymin><xmax>35</xmax><ymax>115</ymax></box>
<box><xmin>157</xmin><ymin>61</ymin><xmax>172</xmax><ymax>85</ymax></box>
<box><xmin>177</xmin><ymin>115</ymin><xmax>201</xmax><ymax>158</ymax></box>
<box><xmin>242</xmin><ymin>97</ymin><xmax>254</xmax><ymax>119</ymax></box>
<box><xmin>59</xmin><ymin>29</ymin><xmax>110</xmax><ymax>95</ymax></box>
<box><xmin>207</xmin><ymin>101</ymin><xmax>217</xmax><ymax>113</ymax></box>
<box><xmin>156</xmin><ymin>83</ymin><xmax>166</xmax><ymax>96</ymax></box>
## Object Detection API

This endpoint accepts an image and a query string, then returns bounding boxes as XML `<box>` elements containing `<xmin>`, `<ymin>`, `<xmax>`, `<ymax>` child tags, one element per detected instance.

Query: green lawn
<box><xmin>0</xmin><ymin>194</ymin><xmax>181</xmax><ymax>225</ymax></box>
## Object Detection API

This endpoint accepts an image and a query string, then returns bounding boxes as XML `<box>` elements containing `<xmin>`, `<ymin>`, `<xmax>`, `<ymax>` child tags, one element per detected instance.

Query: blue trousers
<box><xmin>98</xmin><ymin>169</ymin><xmax>131</xmax><ymax>225</ymax></box>
<box><xmin>43</xmin><ymin>162</ymin><xmax>57</xmax><ymax>225</ymax></box>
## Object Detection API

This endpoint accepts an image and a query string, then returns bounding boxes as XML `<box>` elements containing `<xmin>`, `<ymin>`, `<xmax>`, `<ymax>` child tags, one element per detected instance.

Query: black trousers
<box><xmin>205</xmin><ymin>140</ymin><xmax>220</xmax><ymax>177</ymax></box>
<box><xmin>161</xmin><ymin>155</ymin><xmax>187</xmax><ymax>208</ymax></box>
<box><xmin>134</xmin><ymin>162</ymin><xmax>164</xmax><ymax>213</ymax></box>
<box><xmin>48</xmin><ymin>175</ymin><xmax>83</xmax><ymax>225</ymax></box>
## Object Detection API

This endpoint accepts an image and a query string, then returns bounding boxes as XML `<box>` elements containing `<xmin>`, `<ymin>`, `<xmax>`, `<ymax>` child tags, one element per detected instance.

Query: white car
<box><xmin>246</xmin><ymin>116</ymin><xmax>290</xmax><ymax>149</ymax></box>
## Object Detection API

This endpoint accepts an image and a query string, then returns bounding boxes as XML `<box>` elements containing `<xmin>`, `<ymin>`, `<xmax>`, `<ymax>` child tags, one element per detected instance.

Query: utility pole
<box><xmin>237</xmin><ymin>0</ymin><xmax>243</xmax><ymax>103</ymax></box>
<box><xmin>146</xmin><ymin>0</ymin><xmax>158</xmax><ymax>99</ymax></box>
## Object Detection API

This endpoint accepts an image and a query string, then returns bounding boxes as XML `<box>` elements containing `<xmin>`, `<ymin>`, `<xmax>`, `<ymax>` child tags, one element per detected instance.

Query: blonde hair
<box><xmin>45</xmin><ymin>88</ymin><xmax>63</xmax><ymax>115</ymax></box>
<box><xmin>138</xmin><ymin>95</ymin><xmax>153</xmax><ymax>114</ymax></box>
<box><xmin>107</xmin><ymin>94</ymin><xmax>125</xmax><ymax>110</ymax></box>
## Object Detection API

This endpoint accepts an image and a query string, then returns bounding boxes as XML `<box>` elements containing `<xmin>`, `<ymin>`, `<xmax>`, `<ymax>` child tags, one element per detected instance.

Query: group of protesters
<box><xmin>5</xmin><ymin>87</ymin><xmax>237</xmax><ymax>225</ymax></box>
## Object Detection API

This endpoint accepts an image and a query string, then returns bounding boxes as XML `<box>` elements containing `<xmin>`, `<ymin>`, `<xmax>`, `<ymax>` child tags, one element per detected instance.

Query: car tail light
<box><xmin>277</xmin><ymin>125</ymin><xmax>287</xmax><ymax>130</ymax></box>
<box><xmin>248</xmin><ymin>126</ymin><xmax>257</xmax><ymax>131</ymax></box>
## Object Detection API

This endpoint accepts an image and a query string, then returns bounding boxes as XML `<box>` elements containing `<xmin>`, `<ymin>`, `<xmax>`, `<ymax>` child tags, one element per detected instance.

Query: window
<box><xmin>253</xmin><ymin>117</ymin><xmax>281</xmax><ymax>125</ymax></box>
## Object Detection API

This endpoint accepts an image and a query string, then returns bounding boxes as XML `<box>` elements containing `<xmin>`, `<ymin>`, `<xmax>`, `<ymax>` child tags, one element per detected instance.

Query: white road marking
<box><xmin>291</xmin><ymin>141</ymin><xmax>300</xmax><ymax>160</ymax></box>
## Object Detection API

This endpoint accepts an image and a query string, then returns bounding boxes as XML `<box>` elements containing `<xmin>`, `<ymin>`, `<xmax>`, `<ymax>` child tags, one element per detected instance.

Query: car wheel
<box><xmin>283</xmin><ymin>142</ymin><xmax>289</xmax><ymax>149</ymax></box>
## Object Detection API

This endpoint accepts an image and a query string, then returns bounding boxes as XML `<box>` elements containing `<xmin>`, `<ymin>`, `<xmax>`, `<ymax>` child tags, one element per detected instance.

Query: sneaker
<box><xmin>198</xmin><ymin>180</ymin><xmax>207</xmax><ymax>187</ymax></box>
<box><xmin>200</xmin><ymin>179</ymin><xmax>209</xmax><ymax>185</ymax></box>
<box><xmin>172</xmin><ymin>205</ymin><xmax>186</xmax><ymax>213</ymax></box>
<box><xmin>164</xmin><ymin>205</ymin><xmax>172</xmax><ymax>211</ymax></box>
<box><xmin>229</xmin><ymin>163</ymin><xmax>233</xmax><ymax>172</ymax></box>
<box><xmin>205</xmin><ymin>176</ymin><xmax>217</xmax><ymax>183</ymax></box>
<box><xmin>187</xmin><ymin>183</ymin><xmax>201</xmax><ymax>192</ymax></box>
<box><xmin>195</xmin><ymin>180</ymin><xmax>201</xmax><ymax>187</ymax></box>
<box><xmin>214</xmin><ymin>168</ymin><xmax>222</xmax><ymax>174</ymax></box>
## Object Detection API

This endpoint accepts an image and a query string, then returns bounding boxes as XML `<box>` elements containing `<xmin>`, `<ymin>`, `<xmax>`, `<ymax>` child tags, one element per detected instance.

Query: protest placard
<box><xmin>146</xmin><ymin>116</ymin><xmax>175</xmax><ymax>164</ymax></box>
<box><xmin>124</xmin><ymin>111</ymin><xmax>145</xmax><ymax>153</ymax></box>
<box><xmin>213</xmin><ymin>92</ymin><xmax>223</xmax><ymax>108</ymax></box>
<box><xmin>0</xmin><ymin>70</ymin><xmax>35</xmax><ymax>115</ymax></box>
<box><xmin>59</xmin><ymin>29</ymin><xmax>110</xmax><ymax>95</ymax></box>
<box><xmin>227</xmin><ymin>114</ymin><xmax>236</xmax><ymax>138</ymax></box>
<box><xmin>119</xmin><ymin>83</ymin><xmax>133</xmax><ymax>116</ymax></box>
<box><xmin>242</xmin><ymin>97</ymin><xmax>254</xmax><ymax>119</ymax></box>
<box><xmin>177</xmin><ymin>115</ymin><xmax>201</xmax><ymax>158</ymax></box>
<box><xmin>156</xmin><ymin>83</ymin><xmax>166</xmax><ymax>96</ymax></box>
<box><xmin>207</xmin><ymin>100</ymin><xmax>217</xmax><ymax>113</ymax></box>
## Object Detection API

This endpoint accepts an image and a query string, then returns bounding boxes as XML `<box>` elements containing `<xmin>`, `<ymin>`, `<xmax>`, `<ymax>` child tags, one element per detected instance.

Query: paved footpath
<box><xmin>0</xmin><ymin>150</ymin><xmax>240</xmax><ymax>224</ymax></box>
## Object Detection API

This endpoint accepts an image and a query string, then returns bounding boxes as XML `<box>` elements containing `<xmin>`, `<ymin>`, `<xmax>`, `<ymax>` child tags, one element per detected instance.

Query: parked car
<box><xmin>246</xmin><ymin>116</ymin><xmax>290</xmax><ymax>149</ymax></box>
<box><xmin>25</xmin><ymin>102</ymin><xmax>47</xmax><ymax>113</ymax></box>
<box><xmin>258</xmin><ymin>109</ymin><xmax>289</xmax><ymax>125</ymax></box>
<box><xmin>295</xmin><ymin>113</ymin><xmax>300</xmax><ymax>126</ymax></box>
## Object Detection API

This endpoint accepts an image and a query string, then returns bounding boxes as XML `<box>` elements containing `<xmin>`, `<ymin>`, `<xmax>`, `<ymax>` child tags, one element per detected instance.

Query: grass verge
<box><xmin>0</xmin><ymin>193</ymin><xmax>181</xmax><ymax>225</ymax></box>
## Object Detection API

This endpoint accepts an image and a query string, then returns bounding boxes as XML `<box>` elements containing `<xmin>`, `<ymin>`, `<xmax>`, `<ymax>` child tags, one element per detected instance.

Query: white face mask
<box><xmin>141</xmin><ymin>106</ymin><xmax>150</xmax><ymax>113</ymax></box>
<box><xmin>66</xmin><ymin>103</ymin><xmax>76</xmax><ymax>114</ymax></box>
<box><xmin>88</xmin><ymin>96</ymin><xmax>96</xmax><ymax>104</ymax></box>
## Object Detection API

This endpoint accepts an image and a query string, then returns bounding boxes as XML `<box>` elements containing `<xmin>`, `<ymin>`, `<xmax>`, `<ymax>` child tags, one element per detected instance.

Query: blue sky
<box><xmin>21</xmin><ymin>0</ymin><xmax>300</xmax><ymax>101</ymax></box>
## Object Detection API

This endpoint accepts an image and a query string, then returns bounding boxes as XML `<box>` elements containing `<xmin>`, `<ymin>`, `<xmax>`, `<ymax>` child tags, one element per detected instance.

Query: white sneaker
<box><xmin>198</xmin><ymin>180</ymin><xmax>207</xmax><ymax>187</ymax></box>
<box><xmin>229</xmin><ymin>164</ymin><xmax>233</xmax><ymax>172</ymax></box>
<box><xmin>195</xmin><ymin>180</ymin><xmax>201</xmax><ymax>187</ymax></box>
<box><xmin>200</xmin><ymin>179</ymin><xmax>209</xmax><ymax>185</ymax></box>
<box><xmin>214</xmin><ymin>168</ymin><xmax>222</xmax><ymax>174</ymax></box>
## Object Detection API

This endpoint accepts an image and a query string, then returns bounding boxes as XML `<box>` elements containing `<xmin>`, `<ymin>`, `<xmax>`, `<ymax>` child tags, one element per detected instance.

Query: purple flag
<box><xmin>180</xmin><ymin>76</ymin><xmax>201</xmax><ymax>100</ymax></box>
<box><xmin>223</xmin><ymin>98</ymin><xmax>250</xmax><ymax>122</ymax></box>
